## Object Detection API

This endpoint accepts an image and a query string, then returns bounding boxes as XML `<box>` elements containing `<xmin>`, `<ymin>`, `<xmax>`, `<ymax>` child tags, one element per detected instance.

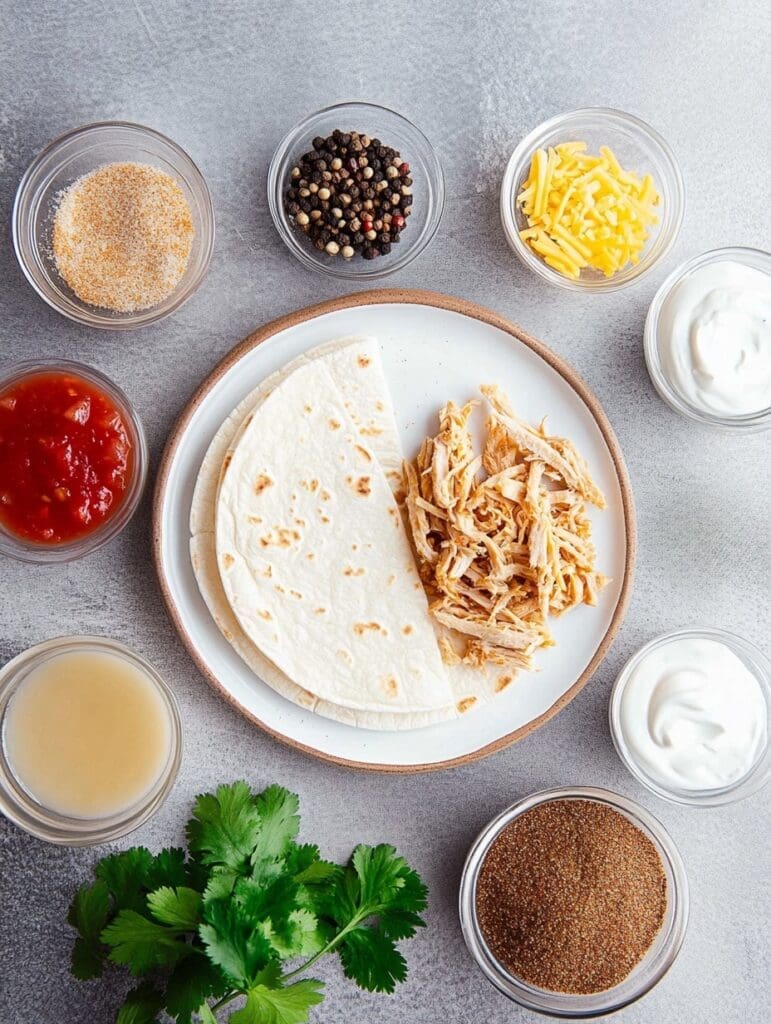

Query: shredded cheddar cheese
<box><xmin>516</xmin><ymin>142</ymin><xmax>660</xmax><ymax>279</ymax></box>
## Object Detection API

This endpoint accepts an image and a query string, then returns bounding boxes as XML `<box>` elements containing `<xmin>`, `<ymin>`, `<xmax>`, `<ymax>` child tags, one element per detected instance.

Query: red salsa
<box><xmin>0</xmin><ymin>371</ymin><xmax>133</xmax><ymax>544</ymax></box>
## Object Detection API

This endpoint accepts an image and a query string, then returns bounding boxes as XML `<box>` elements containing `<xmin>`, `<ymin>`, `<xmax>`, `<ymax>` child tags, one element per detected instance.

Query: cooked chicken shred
<box><xmin>403</xmin><ymin>387</ymin><xmax>608</xmax><ymax>676</ymax></box>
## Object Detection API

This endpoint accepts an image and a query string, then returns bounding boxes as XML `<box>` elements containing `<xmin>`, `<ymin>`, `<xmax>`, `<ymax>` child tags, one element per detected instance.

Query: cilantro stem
<box><xmin>283</xmin><ymin>911</ymin><xmax>368</xmax><ymax>980</ymax></box>
<box><xmin>208</xmin><ymin>991</ymin><xmax>238</xmax><ymax>1013</ymax></box>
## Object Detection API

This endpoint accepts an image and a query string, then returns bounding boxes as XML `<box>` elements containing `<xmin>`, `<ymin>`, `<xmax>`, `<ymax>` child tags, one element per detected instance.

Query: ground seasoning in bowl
<box><xmin>52</xmin><ymin>162</ymin><xmax>194</xmax><ymax>312</ymax></box>
<box><xmin>476</xmin><ymin>799</ymin><xmax>667</xmax><ymax>994</ymax></box>
<box><xmin>459</xmin><ymin>787</ymin><xmax>688</xmax><ymax>1017</ymax></box>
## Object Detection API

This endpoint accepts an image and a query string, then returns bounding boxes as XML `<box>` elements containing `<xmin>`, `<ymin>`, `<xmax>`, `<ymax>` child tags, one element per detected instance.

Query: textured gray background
<box><xmin>1</xmin><ymin>1</ymin><xmax>769</xmax><ymax>1022</ymax></box>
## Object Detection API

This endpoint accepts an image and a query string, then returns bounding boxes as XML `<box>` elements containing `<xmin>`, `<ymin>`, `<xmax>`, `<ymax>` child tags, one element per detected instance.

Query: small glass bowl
<box><xmin>12</xmin><ymin>121</ymin><xmax>214</xmax><ymax>329</ymax></box>
<box><xmin>0</xmin><ymin>359</ymin><xmax>148</xmax><ymax>564</ymax></box>
<box><xmin>500</xmin><ymin>108</ymin><xmax>684</xmax><ymax>292</ymax></box>
<box><xmin>268</xmin><ymin>101</ymin><xmax>444</xmax><ymax>279</ymax></box>
<box><xmin>0</xmin><ymin>636</ymin><xmax>182</xmax><ymax>845</ymax></box>
<box><xmin>644</xmin><ymin>247</ymin><xmax>771</xmax><ymax>432</ymax></box>
<box><xmin>459</xmin><ymin>786</ymin><xmax>689</xmax><ymax>1018</ymax></box>
<box><xmin>610</xmin><ymin>628</ymin><xmax>771</xmax><ymax>806</ymax></box>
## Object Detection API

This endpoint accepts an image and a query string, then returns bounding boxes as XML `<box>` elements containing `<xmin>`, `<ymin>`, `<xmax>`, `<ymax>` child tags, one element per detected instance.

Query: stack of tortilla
<box><xmin>190</xmin><ymin>337</ymin><xmax>505</xmax><ymax>730</ymax></box>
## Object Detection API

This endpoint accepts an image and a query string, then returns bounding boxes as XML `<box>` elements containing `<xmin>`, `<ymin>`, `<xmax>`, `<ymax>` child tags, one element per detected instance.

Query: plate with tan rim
<box><xmin>153</xmin><ymin>290</ymin><xmax>635</xmax><ymax>771</ymax></box>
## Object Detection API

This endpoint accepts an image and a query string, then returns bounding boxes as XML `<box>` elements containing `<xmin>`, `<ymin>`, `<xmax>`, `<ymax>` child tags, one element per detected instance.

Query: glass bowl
<box><xmin>12</xmin><ymin>121</ymin><xmax>214</xmax><ymax>329</ymax></box>
<box><xmin>459</xmin><ymin>786</ymin><xmax>689</xmax><ymax>1018</ymax></box>
<box><xmin>610</xmin><ymin>628</ymin><xmax>771</xmax><ymax>806</ymax></box>
<box><xmin>644</xmin><ymin>247</ymin><xmax>771</xmax><ymax>431</ymax></box>
<box><xmin>0</xmin><ymin>359</ymin><xmax>148</xmax><ymax>564</ymax></box>
<box><xmin>0</xmin><ymin>636</ymin><xmax>182</xmax><ymax>845</ymax></box>
<box><xmin>268</xmin><ymin>101</ymin><xmax>444</xmax><ymax>279</ymax></box>
<box><xmin>500</xmin><ymin>108</ymin><xmax>684</xmax><ymax>292</ymax></box>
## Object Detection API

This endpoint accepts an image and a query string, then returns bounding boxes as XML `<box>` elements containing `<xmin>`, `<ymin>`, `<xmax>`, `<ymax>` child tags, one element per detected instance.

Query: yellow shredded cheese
<box><xmin>516</xmin><ymin>142</ymin><xmax>661</xmax><ymax>279</ymax></box>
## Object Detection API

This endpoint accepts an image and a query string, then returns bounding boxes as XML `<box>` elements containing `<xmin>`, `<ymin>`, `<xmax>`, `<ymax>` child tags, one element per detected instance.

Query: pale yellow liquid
<box><xmin>3</xmin><ymin>649</ymin><xmax>172</xmax><ymax>818</ymax></box>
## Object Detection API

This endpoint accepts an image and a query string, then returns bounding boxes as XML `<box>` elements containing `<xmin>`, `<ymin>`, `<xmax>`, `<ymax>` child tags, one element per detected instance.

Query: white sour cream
<box><xmin>659</xmin><ymin>259</ymin><xmax>771</xmax><ymax>416</ymax></box>
<box><xmin>619</xmin><ymin>637</ymin><xmax>767</xmax><ymax>791</ymax></box>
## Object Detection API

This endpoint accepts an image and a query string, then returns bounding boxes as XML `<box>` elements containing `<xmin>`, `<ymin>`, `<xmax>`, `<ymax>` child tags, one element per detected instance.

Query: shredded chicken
<box><xmin>403</xmin><ymin>388</ymin><xmax>608</xmax><ymax>674</ymax></box>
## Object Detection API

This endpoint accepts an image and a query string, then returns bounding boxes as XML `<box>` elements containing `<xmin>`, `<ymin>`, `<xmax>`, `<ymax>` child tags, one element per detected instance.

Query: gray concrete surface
<box><xmin>1</xmin><ymin>1</ymin><xmax>769</xmax><ymax>1022</ymax></box>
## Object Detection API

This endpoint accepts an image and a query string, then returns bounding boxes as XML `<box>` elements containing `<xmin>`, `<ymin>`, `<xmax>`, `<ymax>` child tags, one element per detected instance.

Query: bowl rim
<box><xmin>643</xmin><ymin>246</ymin><xmax>771</xmax><ymax>431</ymax></box>
<box><xmin>609</xmin><ymin>626</ymin><xmax>771</xmax><ymax>805</ymax></box>
<box><xmin>0</xmin><ymin>358</ymin><xmax>148</xmax><ymax>563</ymax></box>
<box><xmin>267</xmin><ymin>100</ymin><xmax>445</xmax><ymax>280</ymax></box>
<box><xmin>500</xmin><ymin>106</ymin><xmax>685</xmax><ymax>293</ymax></box>
<box><xmin>459</xmin><ymin>785</ymin><xmax>689</xmax><ymax>1018</ymax></box>
<box><xmin>11</xmin><ymin>119</ymin><xmax>215</xmax><ymax>330</ymax></box>
<box><xmin>0</xmin><ymin>634</ymin><xmax>182</xmax><ymax>845</ymax></box>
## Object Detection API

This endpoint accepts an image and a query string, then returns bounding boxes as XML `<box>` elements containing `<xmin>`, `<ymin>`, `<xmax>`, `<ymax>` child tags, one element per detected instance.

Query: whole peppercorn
<box><xmin>312</xmin><ymin>136</ymin><xmax>326</xmax><ymax>151</ymax></box>
<box><xmin>380</xmin><ymin>242</ymin><xmax>392</xmax><ymax>254</ymax></box>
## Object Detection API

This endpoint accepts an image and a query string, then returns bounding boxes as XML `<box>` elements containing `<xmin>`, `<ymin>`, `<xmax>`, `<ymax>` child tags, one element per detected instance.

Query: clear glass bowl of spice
<box><xmin>459</xmin><ymin>786</ymin><xmax>689</xmax><ymax>1018</ymax></box>
<box><xmin>268</xmin><ymin>101</ymin><xmax>444</xmax><ymax>279</ymax></box>
<box><xmin>500</xmin><ymin>108</ymin><xmax>684</xmax><ymax>292</ymax></box>
<box><xmin>12</xmin><ymin>121</ymin><xmax>214</xmax><ymax>329</ymax></box>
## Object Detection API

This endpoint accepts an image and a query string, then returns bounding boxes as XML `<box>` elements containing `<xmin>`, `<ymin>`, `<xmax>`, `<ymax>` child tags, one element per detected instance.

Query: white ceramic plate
<box><xmin>153</xmin><ymin>291</ymin><xmax>634</xmax><ymax>771</ymax></box>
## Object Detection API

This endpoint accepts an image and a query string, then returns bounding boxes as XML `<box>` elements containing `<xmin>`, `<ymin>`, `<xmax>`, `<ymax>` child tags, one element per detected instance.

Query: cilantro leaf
<box><xmin>285</xmin><ymin>844</ymin><xmax>340</xmax><ymax>886</ymax></box>
<box><xmin>199</xmin><ymin>898</ymin><xmax>273</xmax><ymax>988</ymax></box>
<box><xmin>229</xmin><ymin>978</ymin><xmax>325</xmax><ymax>1024</ymax></box>
<box><xmin>352</xmin><ymin>845</ymin><xmax>410</xmax><ymax>907</ymax></box>
<box><xmin>102</xmin><ymin>910</ymin><xmax>193</xmax><ymax>975</ymax></box>
<box><xmin>115</xmin><ymin>982</ymin><xmax>165</xmax><ymax>1024</ymax></box>
<box><xmin>251</xmin><ymin>785</ymin><xmax>300</xmax><ymax>864</ymax></box>
<box><xmin>187</xmin><ymin>781</ymin><xmax>262</xmax><ymax>872</ymax></box>
<box><xmin>338</xmin><ymin>926</ymin><xmax>407</xmax><ymax>993</ymax></box>
<box><xmin>68</xmin><ymin>879</ymin><xmax>110</xmax><ymax>979</ymax></box>
<box><xmin>96</xmin><ymin>848</ymin><xmax>155</xmax><ymax>912</ymax></box>
<box><xmin>165</xmin><ymin>956</ymin><xmax>229</xmax><ymax>1024</ymax></box>
<box><xmin>147</xmin><ymin>886</ymin><xmax>202</xmax><ymax>930</ymax></box>
<box><xmin>197</xmin><ymin>1005</ymin><xmax>219</xmax><ymax>1024</ymax></box>
<box><xmin>146</xmin><ymin>848</ymin><xmax>191</xmax><ymax>890</ymax></box>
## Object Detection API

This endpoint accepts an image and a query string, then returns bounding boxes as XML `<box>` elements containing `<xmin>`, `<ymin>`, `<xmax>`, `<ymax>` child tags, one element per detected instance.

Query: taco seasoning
<box><xmin>475</xmin><ymin>798</ymin><xmax>667</xmax><ymax>994</ymax></box>
<box><xmin>52</xmin><ymin>161</ymin><xmax>194</xmax><ymax>312</ymax></box>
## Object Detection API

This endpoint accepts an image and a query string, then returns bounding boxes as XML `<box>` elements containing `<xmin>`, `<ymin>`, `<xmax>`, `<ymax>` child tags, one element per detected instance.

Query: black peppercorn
<box><xmin>402</xmin><ymin>194</ymin><xmax>413</xmax><ymax>207</ymax></box>
<box><xmin>312</xmin><ymin>136</ymin><xmax>325</xmax><ymax>151</ymax></box>
<box><xmin>300</xmin><ymin>200</ymin><xmax>312</xmax><ymax>213</ymax></box>
<box><xmin>380</xmin><ymin>242</ymin><xmax>391</xmax><ymax>254</ymax></box>
<box><xmin>362</xmin><ymin>247</ymin><xmax>376</xmax><ymax>260</ymax></box>
<box><xmin>378</xmin><ymin>232</ymin><xmax>390</xmax><ymax>245</ymax></box>
<box><xmin>353</xmin><ymin>232</ymin><xmax>365</xmax><ymax>245</ymax></box>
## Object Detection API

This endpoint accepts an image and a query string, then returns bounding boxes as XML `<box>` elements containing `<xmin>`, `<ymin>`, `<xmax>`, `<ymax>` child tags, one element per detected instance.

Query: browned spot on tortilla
<box><xmin>402</xmin><ymin>624</ymin><xmax>414</xmax><ymax>635</ymax></box>
<box><xmin>383</xmin><ymin>675</ymin><xmax>399</xmax><ymax>697</ymax></box>
<box><xmin>457</xmin><ymin>697</ymin><xmax>477</xmax><ymax>714</ymax></box>
<box><xmin>248</xmin><ymin>515</ymin><xmax>263</xmax><ymax>525</ymax></box>
<box><xmin>300</xmin><ymin>478</ymin><xmax>319</xmax><ymax>492</ymax></box>
<box><xmin>244</xmin><ymin>414</ymin><xmax>253</xmax><ymax>429</ymax></box>
<box><xmin>294</xmin><ymin>517</ymin><xmax>306</xmax><ymax>527</ymax></box>
<box><xmin>345</xmin><ymin>475</ymin><xmax>371</xmax><ymax>497</ymax></box>
<box><xmin>257</xmin><ymin>609</ymin><xmax>272</xmax><ymax>621</ymax></box>
<box><xmin>260</xmin><ymin>527</ymin><xmax>301</xmax><ymax>548</ymax></box>
<box><xmin>254</xmin><ymin>474</ymin><xmax>273</xmax><ymax>496</ymax></box>
<box><xmin>274</xmin><ymin>584</ymin><xmax>285</xmax><ymax>594</ymax></box>
<box><xmin>354</xmin><ymin>444</ymin><xmax>372</xmax><ymax>462</ymax></box>
<box><xmin>306</xmin><ymin>552</ymin><xmax>315</xmax><ymax>560</ymax></box>
<box><xmin>387</xmin><ymin>574</ymin><xmax>396</xmax><ymax>586</ymax></box>
<box><xmin>357</xmin><ymin>354</ymin><xmax>371</xmax><ymax>368</ymax></box>
<box><xmin>352</xmin><ymin>543</ymin><xmax>358</xmax><ymax>551</ymax></box>
<box><xmin>320</xmin><ymin>515</ymin><xmax>330</xmax><ymax>524</ymax></box>
<box><xmin>344</xmin><ymin>566</ymin><xmax>365</xmax><ymax>577</ymax></box>
<box><xmin>258</xmin><ymin>565</ymin><xmax>273</xmax><ymax>578</ymax></box>
<box><xmin>222</xmin><ymin>453</ymin><xmax>232</xmax><ymax>473</ymax></box>
<box><xmin>388</xmin><ymin>507</ymin><xmax>397</xmax><ymax>520</ymax></box>
<box><xmin>328</xmin><ymin>418</ymin><xmax>341</xmax><ymax>430</ymax></box>
<box><xmin>376</xmin><ymin>400</ymin><xmax>385</xmax><ymax>412</ymax></box>
<box><xmin>289</xmin><ymin>589</ymin><xmax>303</xmax><ymax>600</ymax></box>
<box><xmin>315</xmin><ymin>607</ymin><xmax>326</xmax><ymax>615</ymax></box>
<box><xmin>222</xmin><ymin>553</ymin><xmax>235</xmax><ymax>570</ymax></box>
<box><xmin>223</xmin><ymin>628</ymin><xmax>233</xmax><ymax>641</ymax></box>
<box><xmin>360</xmin><ymin>426</ymin><xmax>382</xmax><ymax>436</ymax></box>
<box><xmin>496</xmin><ymin>674</ymin><xmax>515</xmax><ymax>692</ymax></box>
<box><xmin>414</xmin><ymin>582</ymin><xmax>421</xmax><ymax>590</ymax></box>
<box><xmin>304</xmin><ymin>404</ymin><xmax>312</xmax><ymax>413</ymax></box>
<box><xmin>320</xmin><ymin>489</ymin><xmax>332</xmax><ymax>502</ymax></box>
<box><xmin>353</xmin><ymin>621</ymin><xmax>387</xmax><ymax>637</ymax></box>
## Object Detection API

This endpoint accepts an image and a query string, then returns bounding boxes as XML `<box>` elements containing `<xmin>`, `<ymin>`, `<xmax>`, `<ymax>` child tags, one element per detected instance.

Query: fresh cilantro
<box><xmin>67</xmin><ymin>879</ymin><xmax>110</xmax><ymax>979</ymax></box>
<box><xmin>68</xmin><ymin>782</ymin><xmax>427</xmax><ymax>1023</ymax></box>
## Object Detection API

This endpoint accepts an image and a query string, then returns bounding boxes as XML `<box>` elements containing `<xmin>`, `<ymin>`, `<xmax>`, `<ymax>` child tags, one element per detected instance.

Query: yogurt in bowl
<box><xmin>644</xmin><ymin>247</ymin><xmax>771</xmax><ymax>431</ymax></box>
<box><xmin>610</xmin><ymin>628</ymin><xmax>771</xmax><ymax>806</ymax></box>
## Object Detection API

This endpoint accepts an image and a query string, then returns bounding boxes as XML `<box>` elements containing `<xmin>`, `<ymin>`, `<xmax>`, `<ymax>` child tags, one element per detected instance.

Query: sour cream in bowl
<box><xmin>645</xmin><ymin>247</ymin><xmax>771</xmax><ymax>431</ymax></box>
<box><xmin>610</xmin><ymin>628</ymin><xmax>771</xmax><ymax>806</ymax></box>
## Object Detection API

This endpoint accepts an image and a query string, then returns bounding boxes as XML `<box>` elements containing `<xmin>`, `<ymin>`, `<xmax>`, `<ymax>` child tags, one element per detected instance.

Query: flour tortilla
<box><xmin>215</xmin><ymin>355</ymin><xmax>454</xmax><ymax>715</ymax></box>
<box><xmin>191</xmin><ymin>338</ymin><xmax>511</xmax><ymax>729</ymax></box>
<box><xmin>192</xmin><ymin>338</ymin><xmax>463</xmax><ymax>727</ymax></box>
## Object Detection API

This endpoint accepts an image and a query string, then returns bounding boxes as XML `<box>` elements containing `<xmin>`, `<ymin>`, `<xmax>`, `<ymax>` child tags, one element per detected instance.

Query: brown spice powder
<box><xmin>475</xmin><ymin>799</ymin><xmax>667</xmax><ymax>994</ymax></box>
<box><xmin>52</xmin><ymin>161</ymin><xmax>194</xmax><ymax>312</ymax></box>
